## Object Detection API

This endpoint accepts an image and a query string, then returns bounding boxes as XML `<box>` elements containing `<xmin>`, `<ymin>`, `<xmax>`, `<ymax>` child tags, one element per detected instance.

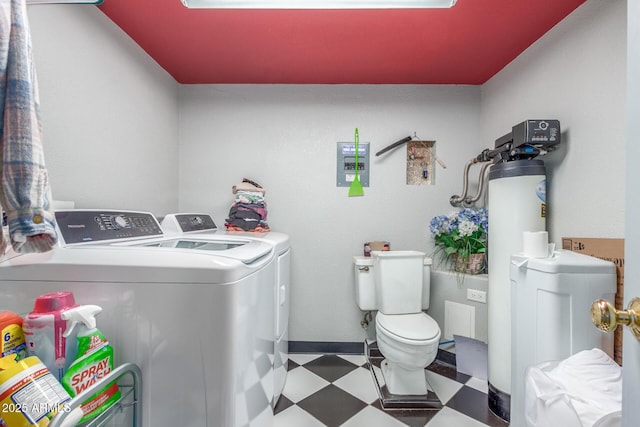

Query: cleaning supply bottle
<box><xmin>0</xmin><ymin>313</ymin><xmax>27</xmax><ymax>426</ymax></box>
<box><xmin>22</xmin><ymin>292</ymin><xmax>78</xmax><ymax>381</ymax></box>
<box><xmin>0</xmin><ymin>354</ymin><xmax>77</xmax><ymax>427</ymax></box>
<box><xmin>0</xmin><ymin>311</ymin><xmax>27</xmax><ymax>361</ymax></box>
<box><xmin>60</xmin><ymin>305</ymin><xmax>120</xmax><ymax>424</ymax></box>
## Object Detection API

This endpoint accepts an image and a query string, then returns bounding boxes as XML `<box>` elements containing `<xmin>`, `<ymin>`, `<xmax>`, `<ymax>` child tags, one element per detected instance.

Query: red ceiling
<box><xmin>98</xmin><ymin>0</ymin><xmax>585</xmax><ymax>84</ymax></box>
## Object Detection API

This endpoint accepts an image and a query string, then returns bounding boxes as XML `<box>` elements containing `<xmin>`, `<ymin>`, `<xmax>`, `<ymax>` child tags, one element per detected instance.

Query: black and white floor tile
<box><xmin>274</xmin><ymin>352</ymin><xmax>508</xmax><ymax>427</ymax></box>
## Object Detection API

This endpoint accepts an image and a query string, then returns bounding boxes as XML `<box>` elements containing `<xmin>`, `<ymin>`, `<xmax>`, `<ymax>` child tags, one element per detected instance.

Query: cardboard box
<box><xmin>562</xmin><ymin>237</ymin><xmax>624</xmax><ymax>365</ymax></box>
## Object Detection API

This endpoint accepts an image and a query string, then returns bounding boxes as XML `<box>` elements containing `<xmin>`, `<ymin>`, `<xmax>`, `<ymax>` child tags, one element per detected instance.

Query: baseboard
<box><xmin>288</xmin><ymin>341</ymin><xmax>364</xmax><ymax>354</ymax></box>
<box><xmin>288</xmin><ymin>341</ymin><xmax>458</xmax><ymax>366</ymax></box>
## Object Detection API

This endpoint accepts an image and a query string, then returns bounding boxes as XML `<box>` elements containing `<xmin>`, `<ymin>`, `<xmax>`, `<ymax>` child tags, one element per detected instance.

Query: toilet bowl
<box><xmin>376</xmin><ymin>312</ymin><xmax>441</xmax><ymax>395</ymax></box>
<box><xmin>353</xmin><ymin>251</ymin><xmax>441</xmax><ymax>396</ymax></box>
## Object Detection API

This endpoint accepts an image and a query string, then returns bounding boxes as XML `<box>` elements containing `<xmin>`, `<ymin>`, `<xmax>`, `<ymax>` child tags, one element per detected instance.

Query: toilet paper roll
<box><xmin>523</xmin><ymin>231</ymin><xmax>550</xmax><ymax>258</ymax></box>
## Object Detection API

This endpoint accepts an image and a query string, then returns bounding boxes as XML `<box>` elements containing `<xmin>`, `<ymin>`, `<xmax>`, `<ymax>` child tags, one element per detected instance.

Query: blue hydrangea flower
<box><xmin>429</xmin><ymin>207</ymin><xmax>488</xmax><ymax>260</ymax></box>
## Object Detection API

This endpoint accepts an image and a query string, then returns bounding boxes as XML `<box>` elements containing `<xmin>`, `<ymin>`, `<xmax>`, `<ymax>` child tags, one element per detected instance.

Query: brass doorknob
<box><xmin>591</xmin><ymin>297</ymin><xmax>640</xmax><ymax>340</ymax></box>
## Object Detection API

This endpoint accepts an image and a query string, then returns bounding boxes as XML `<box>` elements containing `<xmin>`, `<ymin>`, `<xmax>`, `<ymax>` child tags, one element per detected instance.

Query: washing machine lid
<box><xmin>128</xmin><ymin>237</ymin><xmax>272</xmax><ymax>264</ymax></box>
<box><xmin>376</xmin><ymin>312</ymin><xmax>440</xmax><ymax>342</ymax></box>
<box><xmin>162</xmin><ymin>213</ymin><xmax>291</xmax><ymax>254</ymax></box>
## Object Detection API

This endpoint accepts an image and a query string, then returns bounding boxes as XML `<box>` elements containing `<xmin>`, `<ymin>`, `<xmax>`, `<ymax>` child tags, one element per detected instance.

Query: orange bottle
<box><xmin>0</xmin><ymin>311</ymin><xmax>26</xmax><ymax>361</ymax></box>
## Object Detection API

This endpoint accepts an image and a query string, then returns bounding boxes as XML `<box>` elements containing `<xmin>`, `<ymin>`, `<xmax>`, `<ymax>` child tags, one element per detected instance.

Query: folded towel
<box><xmin>225</xmin><ymin>219</ymin><xmax>270</xmax><ymax>232</ymax></box>
<box><xmin>228</xmin><ymin>206</ymin><xmax>265</xmax><ymax>222</ymax></box>
<box><xmin>234</xmin><ymin>192</ymin><xmax>265</xmax><ymax>205</ymax></box>
<box><xmin>0</xmin><ymin>0</ymin><xmax>57</xmax><ymax>254</ymax></box>
<box><xmin>232</xmin><ymin>181</ymin><xmax>266</xmax><ymax>195</ymax></box>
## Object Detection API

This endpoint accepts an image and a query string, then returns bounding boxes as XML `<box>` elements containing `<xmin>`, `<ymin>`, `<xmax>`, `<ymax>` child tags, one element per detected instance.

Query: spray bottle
<box><xmin>60</xmin><ymin>305</ymin><xmax>120</xmax><ymax>423</ymax></box>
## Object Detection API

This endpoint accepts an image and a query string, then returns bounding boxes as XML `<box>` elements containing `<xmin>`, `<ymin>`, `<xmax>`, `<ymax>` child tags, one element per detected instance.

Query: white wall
<box><xmin>28</xmin><ymin>5</ymin><xmax>180</xmax><ymax>215</ymax></box>
<box><xmin>179</xmin><ymin>84</ymin><xmax>481</xmax><ymax>342</ymax></box>
<box><xmin>178</xmin><ymin>0</ymin><xmax>627</xmax><ymax>343</ymax></box>
<box><xmin>481</xmin><ymin>0</ymin><xmax>626</xmax><ymax>242</ymax></box>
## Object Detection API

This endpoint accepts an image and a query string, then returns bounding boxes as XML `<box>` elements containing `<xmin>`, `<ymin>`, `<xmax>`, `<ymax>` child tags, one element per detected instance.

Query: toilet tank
<box><xmin>353</xmin><ymin>253</ymin><xmax>433</xmax><ymax>312</ymax></box>
<box><xmin>373</xmin><ymin>251</ymin><xmax>426</xmax><ymax>315</ymax></box>
<box><xmin>353</xmin><ymin>256</ymin><xmax>375</xmax><ymax>310</ymax></box>
<box><xmin>422</xmin><ymin>257</ymin><xmax>433</xmax><ymax>310</ymax></box>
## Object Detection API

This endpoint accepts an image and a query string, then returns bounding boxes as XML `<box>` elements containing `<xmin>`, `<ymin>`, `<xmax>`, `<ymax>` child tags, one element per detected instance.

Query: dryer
<box><xmin>0</xmin><ymin>210</ymin><xmax>276</xmax><ymax>427</ymax></box>
<box><xmin>160</xmin><ymin>213</ymin><xmax>291</xmax><ymax>407</ymax></box>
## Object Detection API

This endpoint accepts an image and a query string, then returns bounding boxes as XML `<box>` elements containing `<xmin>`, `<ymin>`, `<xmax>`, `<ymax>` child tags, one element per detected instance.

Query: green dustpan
<box><xmin>349</xmin><ymin>128</ymin><xmax>365</xmax><ymax>197</ymax></box>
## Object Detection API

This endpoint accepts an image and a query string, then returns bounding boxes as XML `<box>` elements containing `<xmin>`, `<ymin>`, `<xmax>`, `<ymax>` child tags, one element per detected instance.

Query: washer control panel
<box><xmin>55</xmin><ymin>210</ymin><xmax>163</xmax><ymax>244</ymax></box>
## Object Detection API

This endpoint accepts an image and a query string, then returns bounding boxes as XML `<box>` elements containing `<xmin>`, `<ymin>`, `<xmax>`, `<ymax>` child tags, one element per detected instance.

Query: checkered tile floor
<box><xmin>274</xmin><ymin>353</ymin><xmax>508</xmax><ymax>427</ymax></box>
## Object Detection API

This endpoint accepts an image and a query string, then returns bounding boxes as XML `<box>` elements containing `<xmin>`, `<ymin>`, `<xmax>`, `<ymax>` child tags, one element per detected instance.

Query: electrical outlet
<box><xmin>467</xmin><ymin>289</ymin><xmax>487</xmax><ymax>303</ymax></box>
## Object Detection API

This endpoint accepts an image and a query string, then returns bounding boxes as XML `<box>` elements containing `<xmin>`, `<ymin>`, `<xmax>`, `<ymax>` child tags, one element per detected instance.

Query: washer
<box><xmin>0</xmin><ymin>210</ymin><xmax>276</xmax><ymax>427</ymax></box>
<box><xmin>160</xmin><ymin>213</ymin><xmax>291</xmax><ymax>407</ymax></box>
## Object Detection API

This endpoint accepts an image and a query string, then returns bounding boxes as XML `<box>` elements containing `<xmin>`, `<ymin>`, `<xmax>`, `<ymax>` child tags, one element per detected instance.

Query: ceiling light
<box><xmin>181</xmin><ymin>0</ymin><xmax>457</xmax><ymax>9</ymax></box>
<box><xmin>26</xmin><ymin>0</ymin><xmax>103</xmax><ymax>3</ymax></box>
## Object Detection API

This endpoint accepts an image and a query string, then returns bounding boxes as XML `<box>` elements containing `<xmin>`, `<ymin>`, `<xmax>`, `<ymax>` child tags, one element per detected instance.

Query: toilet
<box><xmin>353</xmin><ymin>250</ymin><xmax>441</xmax><ymax>395</ymax></box>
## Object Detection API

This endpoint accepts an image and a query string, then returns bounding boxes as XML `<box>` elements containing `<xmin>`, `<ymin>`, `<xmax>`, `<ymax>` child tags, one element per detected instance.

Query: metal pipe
<box><xmin>463</xmin><ymin>160</ymin><xmax>493</xmax><ymax>206</ymax></box>
<box><xmin>360</xmin><ymin>311</ymin><xmax>373</xmax><ymax>329</ymax></box>
<box><xmin>451</xmin><ymin>143</ymin><xmax>511</xmax><ymax>207</ymax></box>
<box><xmin>449</xmin><ymin>158</ymin><xmax>476</xmax><ymax>206</ymax></box>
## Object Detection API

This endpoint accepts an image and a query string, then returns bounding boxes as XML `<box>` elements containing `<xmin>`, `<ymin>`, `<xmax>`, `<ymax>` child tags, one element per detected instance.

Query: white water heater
<box><xmin>449</xmin><ymin>120</ymin><xmax>561</xmax><ymax>422</ymax></box>
<box><xmin>487</xmin><ymin>160</ymin><xmax>547</xmax><ymax>420</ymax></box>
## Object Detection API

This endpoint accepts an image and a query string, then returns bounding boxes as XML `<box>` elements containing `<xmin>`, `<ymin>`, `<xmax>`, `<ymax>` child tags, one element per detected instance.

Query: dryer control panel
<box><xmin>55</xmin><ymin>210</ymin><xmax>163</xmax><ymax>244</ymax></box>
<box><xmin>168</xmin><ymin>214</ymin><xmax>217</xmax><ymax>233</ymax></box>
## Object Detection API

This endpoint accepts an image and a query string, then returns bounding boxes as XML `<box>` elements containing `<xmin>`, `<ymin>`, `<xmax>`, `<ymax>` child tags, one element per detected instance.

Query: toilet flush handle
<box><xmin>358</xmin><ymin>266</ymin><xmax>369</xmax><ymax>272</ymax></box>
<box><xmin>591</xmin><ymin>298</ymin><xmax>640</xmax><ymax>340</ymax></box>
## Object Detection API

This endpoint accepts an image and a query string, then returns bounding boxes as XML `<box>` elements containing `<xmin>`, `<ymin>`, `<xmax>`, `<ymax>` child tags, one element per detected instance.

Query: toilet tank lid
<box><xmin>353</xmin><ymin>254</ymin><xmax>432</xmax><ymax>266</ymax></box>
<box><xmin>511</xmin><ymin>249</ymin><xmax>616</xmax><ymax>274</ymax></box>
<box><xmin>373</xmin><ymin>250</ymin><xmax>425</xmax><ymax>259</ymax></box>
<box><xmin>353</xmin><ymin>256</ymin><xmax>373</xmax><ymax>266</ymax></box>
<box><xmin>377</xmin><ymin>312</ymin><xmax>440</xmax><ymax>342</ymax></box>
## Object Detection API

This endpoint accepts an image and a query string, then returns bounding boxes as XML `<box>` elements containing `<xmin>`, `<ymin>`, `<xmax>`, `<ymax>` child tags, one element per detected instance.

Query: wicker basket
<box><xmin>452</xmin><ymin>253</ymin><xmax>486</xmax><ymax>275</ymax></box>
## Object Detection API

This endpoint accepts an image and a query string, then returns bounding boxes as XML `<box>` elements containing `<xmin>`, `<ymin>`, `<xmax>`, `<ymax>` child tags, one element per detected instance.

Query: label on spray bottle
<box><xmin>64</xmin><ymin>339</ymin><xmax>120</xmax><ymax>422</ymax></box>
<box><xmin>71</xmin><ymin>356</ymin><xmax>112</xmax><ymax>393</ymax></box>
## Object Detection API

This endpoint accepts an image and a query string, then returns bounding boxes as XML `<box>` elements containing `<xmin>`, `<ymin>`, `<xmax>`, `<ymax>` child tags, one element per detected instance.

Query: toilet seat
<box><xmin>376</xmin><ymin>312</ymin><xmax>440</xmax><ymax>345</ymax></box>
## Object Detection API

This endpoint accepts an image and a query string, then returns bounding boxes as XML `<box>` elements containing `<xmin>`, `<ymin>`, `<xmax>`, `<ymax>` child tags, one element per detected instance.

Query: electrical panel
<box><xmin>336</xmin><ymin>142</ymin><xmax>370</xmax><ymax>187</ymax></box>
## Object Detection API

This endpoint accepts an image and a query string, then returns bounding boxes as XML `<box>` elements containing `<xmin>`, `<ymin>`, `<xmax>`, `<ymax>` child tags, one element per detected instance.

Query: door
<box><xmin>623</xmin><ymin>0</ymin><xmax>639</xmax><ymax>425</ymax></box>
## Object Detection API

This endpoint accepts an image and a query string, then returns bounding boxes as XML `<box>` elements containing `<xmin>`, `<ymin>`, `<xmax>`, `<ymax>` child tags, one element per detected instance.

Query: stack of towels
<box><xmin>225</xmin><ymin>179</ymin><xmax>270</xmax><ymax>232</ymax></box>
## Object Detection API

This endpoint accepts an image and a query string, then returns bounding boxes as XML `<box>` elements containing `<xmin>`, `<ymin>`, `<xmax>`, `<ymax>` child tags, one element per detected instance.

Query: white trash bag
<box><xmin>524</xmin><ymin>348</ymin><xmax>622</xmax><ymax>427</ymax></box>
